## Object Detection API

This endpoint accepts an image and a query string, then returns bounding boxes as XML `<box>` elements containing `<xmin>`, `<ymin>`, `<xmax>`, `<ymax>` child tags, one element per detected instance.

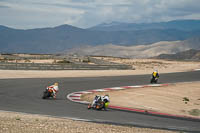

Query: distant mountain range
<box><xmin>88</xmin><ymin>20</ymin><xmax>200</xmax><ymax>31</ymax></box>
<box><xmin>0</xmin><ymin>20</ymin><xmax>200</xmax><ymax>54</ymax></box>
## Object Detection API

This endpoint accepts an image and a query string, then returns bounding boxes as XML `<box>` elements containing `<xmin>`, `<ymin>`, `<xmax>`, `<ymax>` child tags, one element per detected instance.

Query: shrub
<box><xmin>183</xmin><ymin>97</ymin><xmax>190</xmax><ymax>104</ymax></box>
<box><xmin>188</xmin><ymin>109</ymin><xmax>200</xmax><ymax>116</ymax></box>
<box><xmin>15</xmin><ymin>117</ymin><xmax>21</xmax><ymax>120</ymax></box>
<box><xmin>57</xmin><ymin>60</ymin><xmax>71</xmax><ymax>64</ymax></box>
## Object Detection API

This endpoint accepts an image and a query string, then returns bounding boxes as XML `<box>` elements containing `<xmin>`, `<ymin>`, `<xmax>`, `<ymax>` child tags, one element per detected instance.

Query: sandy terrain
<box><xmin>100</xmin><ymin>58</ymin><xmax>200</xmax><ymax>73</ymax></box>
<box><xmin>82</xmin><ymin>82</ymin><xmax>200</xmax><ymax>118</ymax></box>
<box><xmin>0</xmin><ymin>111</ymin><xmax>176</xmax><ymax>133</ymax></box>
<box><xmin>0</xmin><ymin>59</ymin><xmax>199</xmax><ymax>132</ymax></box>
<box><xmin>0</xmin><ymin>59</ymin><xmax>200</xmax><ymax>79</ymax></box>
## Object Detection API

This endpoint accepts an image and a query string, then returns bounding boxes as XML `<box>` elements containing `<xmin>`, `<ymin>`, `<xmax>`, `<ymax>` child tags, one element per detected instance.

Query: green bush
<box><xmin>188</xmin><ymin>109</ymin><xmax>200</xmax><ymax>116</ymax></box>
<box><xmin>15</xmin><ymin>117</ymin><xmax>21</xmax><ymax>120</ymax></box>
<box><xmin>183</xmin><ymin>97</ymin><xmax>190</xmax><ymax>104</ymax></box>
<box><xmin>57</xmin><ymin>60</ymin><xmax>71</xmax><ymax>64</ymax></box>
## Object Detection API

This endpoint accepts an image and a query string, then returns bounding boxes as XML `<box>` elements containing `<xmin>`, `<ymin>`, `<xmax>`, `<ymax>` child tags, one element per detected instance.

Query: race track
<box><xmin>0</xmin><ymin>71</ymin><xmax>200</xmax><ymax>132</ymax></box>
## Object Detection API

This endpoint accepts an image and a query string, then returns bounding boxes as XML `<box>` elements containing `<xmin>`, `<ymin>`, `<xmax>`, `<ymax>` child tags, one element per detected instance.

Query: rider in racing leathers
<box><xmin>101</xmin><ymin>94</ymin><xmax>110</xmax><ymax>103</ymax></box>
<box><xmin>152</xmin><ymin>70</ymin><xmax>159</xmax><ymax>79</ymax></box>
<box><xmin>91</xmin><ymin>95</ymin><xmax>101</xmax><ymax>108</ymax></box>
<box><xmin>47</xmin><ymin>82</ymin><xmax>59</xmax><ymax>99</ymax></box>
<box><xmin>101</xmin><ymin>95</ymin><xmax>110</xmax><ymax>110</ymax></box>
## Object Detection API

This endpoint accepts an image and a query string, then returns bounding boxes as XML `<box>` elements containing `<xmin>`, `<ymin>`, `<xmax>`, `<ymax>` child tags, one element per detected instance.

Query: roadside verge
<box><xmin>67</xmin><ymin>83</ymin><xmax>200</xmax><ymax>122</ymax></box>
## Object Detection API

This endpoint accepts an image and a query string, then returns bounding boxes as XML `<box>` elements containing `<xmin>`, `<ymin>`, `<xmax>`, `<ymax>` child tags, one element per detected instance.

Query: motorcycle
<box><xmin>42</xmin><ymin>88</ymin><xmax>54</xmax><ymax>99</ymax></box>
<box><xmin>150</xmin><ymin>76</ymin><xmax>158</xmax><ymax>84</ymax></box>
<box><xmin>88</xmin><ymin>101</ymin><xmax>109</xmax><ymax>110</ymax></box>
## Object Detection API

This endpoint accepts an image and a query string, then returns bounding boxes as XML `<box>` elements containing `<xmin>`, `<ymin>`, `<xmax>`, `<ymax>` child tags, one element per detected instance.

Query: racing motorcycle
<box><xmin>87</xmin><ymin>101</ymin><xmax>109</xmax><ymax>110</ymax></box>
<box><xmin>150</xmin><ymin>76</ymin><xmax>158</xmax><ymax>84</ymax></box>
<box><xmin>42</xmin><ymin>88</ymin><xmax>54</xmax><ymax>99</ymax></box>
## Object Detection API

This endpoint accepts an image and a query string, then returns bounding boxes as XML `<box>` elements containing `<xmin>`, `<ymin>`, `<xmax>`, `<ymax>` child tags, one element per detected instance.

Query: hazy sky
<box><xmin>0</xmin><ymin>0</ymin><xmax>200</xmax><ymax>29</ymax></box>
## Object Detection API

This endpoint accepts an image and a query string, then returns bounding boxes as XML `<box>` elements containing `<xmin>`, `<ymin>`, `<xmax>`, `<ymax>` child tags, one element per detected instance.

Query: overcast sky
<box><xmin>0</xmin><ymin>0</ymin><xmax>200</xmax><ymax>29</ymax></box>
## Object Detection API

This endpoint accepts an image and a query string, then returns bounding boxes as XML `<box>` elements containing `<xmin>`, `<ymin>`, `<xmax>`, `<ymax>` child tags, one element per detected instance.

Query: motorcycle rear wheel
<box><xmin>42</xmin><ymin>91</ymin><xmax>51</xmax><ymax>99</ymax></box>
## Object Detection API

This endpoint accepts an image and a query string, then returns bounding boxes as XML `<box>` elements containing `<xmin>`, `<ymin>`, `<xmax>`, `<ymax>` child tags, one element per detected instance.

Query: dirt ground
<box><xmin>82</xmin><ymin>82</ymin><xmax>200</xmax><ymax>118</ymax></box>
<box><xmin>0</xmin><ymin>59</ymin><xmax>200</xmax><ymax>79</ymax></box>
<box><xmin>0</xmin><ymin>111</ymin><xmax>176</xmax><ymax>133</ymax></box>
<box><xmin>0</xmin><ymin>58</ymin><xmax>199</xmax><ymax>133</ymax></box>
<box><xmin>100</xmin><ymin>58</ymin><xmax>200</xmax><ymax>74</ymax></box>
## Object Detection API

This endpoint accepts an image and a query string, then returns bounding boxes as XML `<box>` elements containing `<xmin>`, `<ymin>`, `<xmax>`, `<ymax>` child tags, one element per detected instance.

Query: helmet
<box><xmin>54</xmin><ymin>82</ymin><xmax>58</xmax><ymax>86</ymax></box>
<box><xmin>95</xmin><ymin>95</ymin><xmax>100</xmax><ymax>99</ymax></box>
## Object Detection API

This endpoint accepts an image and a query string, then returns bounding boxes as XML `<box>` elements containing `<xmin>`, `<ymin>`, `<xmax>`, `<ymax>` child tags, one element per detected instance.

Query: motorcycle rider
<box><xmin>101</xmin><ymin>94</ymin><xmax>110</xmax><ymax>103</ymax></box>
<box><xmin>47</xmin><ymin>82</ymin><xmax>59</xmax><ymax>99</ymax></box>
<box><xmin>91</xmin><ymin>95</ymin><xmax>101</xmax><ymax>108</ymax></box>
<box><xmin>151</xmin><ymin>70</ymin><xmax>159</xmax><ymax>83</ymax></box>
<box><xmin>101</xmin><ymin>94</ymin><xmax>110</xmax><ymax>110</ymax></box>
<box><xmin>152</xmin><ymin>70</ymin><xmax>159</xmax><ymax>79</ymax></box>
<box><xmin>90</xmin><ymin>94</ymin><xmax>110</xmax><ymax>110</ymax></box>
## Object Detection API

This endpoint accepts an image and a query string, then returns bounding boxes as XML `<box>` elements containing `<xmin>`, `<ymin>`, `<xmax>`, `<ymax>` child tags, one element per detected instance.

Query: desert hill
<box><xmin>154</xmin><ymin>49</ymin><xmax>200</xmax><ymax>60</ymax></box>
<box><xmin>66</xmin><ymin>36</ymin><xmax>200</xmax><ymax>58</ymax></box>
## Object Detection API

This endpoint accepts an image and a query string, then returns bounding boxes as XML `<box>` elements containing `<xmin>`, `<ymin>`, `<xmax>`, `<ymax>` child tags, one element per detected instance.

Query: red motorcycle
<box><xmin>42</xmin><ymin>89</ymin><xmax>54</xmax><ymax>99</ymax></box>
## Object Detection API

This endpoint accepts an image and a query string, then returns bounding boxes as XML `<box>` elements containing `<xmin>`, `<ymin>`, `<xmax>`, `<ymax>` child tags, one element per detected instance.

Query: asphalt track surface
<box><xmin>0</xmin><ymin>71</ymin><xmax>200</xmax><ymax>132</ymax></box>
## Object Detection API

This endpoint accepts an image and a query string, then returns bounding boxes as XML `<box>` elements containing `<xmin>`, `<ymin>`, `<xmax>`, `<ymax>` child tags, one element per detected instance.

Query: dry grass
<box><xmin>0</xmin><ymin>111</ymin><xmax>177</xmax><ymax>133</ymax></box>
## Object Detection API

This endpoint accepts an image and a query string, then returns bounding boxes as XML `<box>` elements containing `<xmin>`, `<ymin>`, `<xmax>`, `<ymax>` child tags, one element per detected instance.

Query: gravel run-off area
<box><xmin>0</xmin><ymin>111</ymin><xmax>177</xmax><ymax>133</ymax></box>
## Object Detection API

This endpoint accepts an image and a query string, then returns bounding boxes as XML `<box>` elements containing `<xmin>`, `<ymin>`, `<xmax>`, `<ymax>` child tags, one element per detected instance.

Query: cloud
<box><xmin>0</xmin><ymin>0</ymin><xmax>85</xmax><ymax>28</ymax></box>
<box><xmin>0</xmin><ymin>0</ymin><xmax>200</xmax><ymax>29</ymax></box>
<box><xmin>0</xmin><ymin>5</ymin><xmax>9</xmax><ymax>8</ymax></box>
